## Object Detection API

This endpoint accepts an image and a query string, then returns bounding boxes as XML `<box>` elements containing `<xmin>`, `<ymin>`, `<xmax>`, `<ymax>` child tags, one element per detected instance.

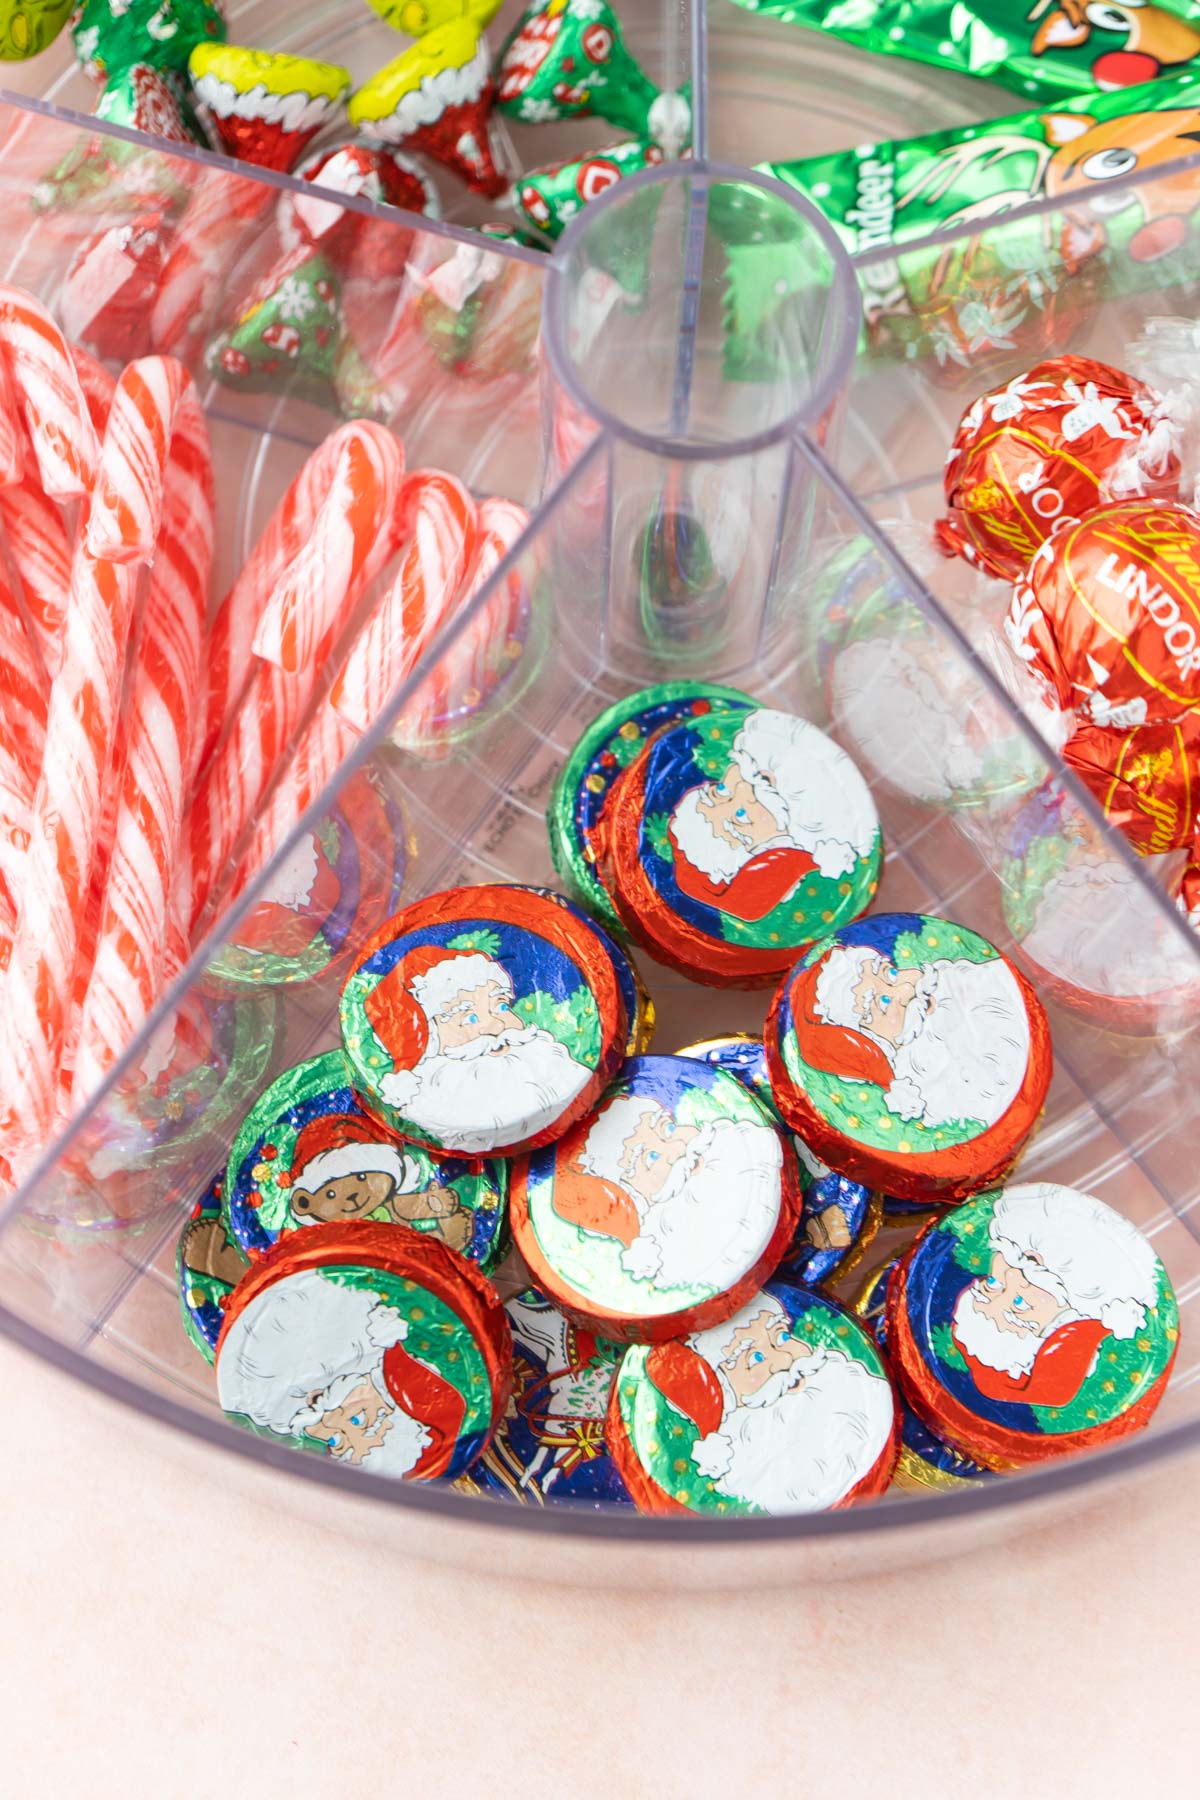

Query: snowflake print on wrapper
<box><xmin>989</xmin><ymin>375</ymin><xmax>1053</xmax><ymax>423</ymax></box>
<box><xmin>569</xmin><ymin>0</ymin><xmax>606</xmax><ymax>18</ymax></box>
<box><xmin>275</xmin><ymin>277</ymin><xmax>318</xmax><ymax>324</ymax></box>
<box><xmin>1060</xmin><ymin>381</ymin><xmax>1135</xmax><ymax>444</ymax></box>
<box><xmin>518</xmin><ymin>98</ymin><xmax>563</xmax><ymax>122</ymax></box>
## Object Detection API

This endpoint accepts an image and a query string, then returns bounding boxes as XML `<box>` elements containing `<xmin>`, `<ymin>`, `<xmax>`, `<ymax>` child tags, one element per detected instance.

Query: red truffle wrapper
<box><xmin>885</xmin><ymin>1248</ymin><xmax>1176</xmax><ymax>1472</ymax></box>
<box><xmin>215</xmin><ymin>1221</ymin><xmax>513</xmax><ymax>1477</ymax></box>
<box><xmin>605</xmin><ymin>1367</ymin><xmax>900</xmax><ymax>1514</ymax></box>
<box><xmin>1061</xmin><ymin>715</ymin><xmax>1200</xmax><ymax>856</ymax></box>
<box><xmin>509</xmin><ymin>1130</ymin><xmax>803</xmax><ymax>1344</ymax></box>
<box><xmin>937</xmin><ymin>355</ymin><xmax>1179</xmax><ymax>583</ymax></box>
<box><xmin>763</xmin><ymin>961</ymin><xmax>1053</xmax><ymax>1205</ymax></box>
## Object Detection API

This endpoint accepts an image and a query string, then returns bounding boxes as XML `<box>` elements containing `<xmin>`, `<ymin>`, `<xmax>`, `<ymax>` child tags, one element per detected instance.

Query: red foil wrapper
<box><xmin>280</xmin><ymin>141</ymin><xmax>439</xmax><ymax>282</ymax></box>
<box><xmin>1062</xmin><ymin>715</ymin><xmax>1200</xmax><ymax>855</ymax></box>
<box><xmin>1007</xmin><ymin>498</ymin><xmax>1200</xmax><ymax>729</ymax></box>
<box><xmin>937</xmin><ymin>356</ymin><xmax>1179</xmax><ymax>581</ymax></box>
<box><xmin>58</xmin><ymin>209</ymin><xmax>172</xmax><ymax>359</ymax></box>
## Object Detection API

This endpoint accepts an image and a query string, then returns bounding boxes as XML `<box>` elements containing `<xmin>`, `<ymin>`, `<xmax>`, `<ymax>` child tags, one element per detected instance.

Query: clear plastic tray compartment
<box><xmin>2</xmin><ymin>62</ymin><xmax>1200</xmax><ymax>1577</ymax></box>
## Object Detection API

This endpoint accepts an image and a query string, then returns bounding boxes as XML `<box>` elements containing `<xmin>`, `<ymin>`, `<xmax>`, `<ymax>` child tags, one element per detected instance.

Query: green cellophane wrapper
<box><xmin>741</xmin><ymin>74</ymin><xmax>1200</xmax><ymax>371</ymax></box>
<box><xmin>729</xmin><ymin>0</ymin><xmax>1200</xmax><ymax>103</ymax></box>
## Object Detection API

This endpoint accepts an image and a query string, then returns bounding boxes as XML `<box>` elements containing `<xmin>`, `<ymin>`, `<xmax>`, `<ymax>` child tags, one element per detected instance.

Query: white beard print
<box><xmin>694</xmin><ymin>1350</ymin><xmax>895</xmax><ymax>1514</ymax></box>
<box><xmin>380</xmin><ymin>1024</ymin><xmax>592</xmax><ymax>1154</ymax></box>
<box><xmin>888</xmin><ymin>956</ymin><xmax>1029</xmax><ymax>1131</ymax></box>
<box><xmin>832</xmin><ymin>635</ymin><xmax>990</xmax><ymax>802</ymax></box>
<box><xmin>620</xmin><ymin>1117</ymin><xmax>782</xmax><ymax>1293</ymax></box>
<box><xmin>951</xmin><ymin>1283</ymin><xmax>1058</xmax><ymax>1379</ymax></box>
<box><xmin>1024</xmin><ymin>857</ymin><xmax>1198</xmax><ymax>999</ymax></box>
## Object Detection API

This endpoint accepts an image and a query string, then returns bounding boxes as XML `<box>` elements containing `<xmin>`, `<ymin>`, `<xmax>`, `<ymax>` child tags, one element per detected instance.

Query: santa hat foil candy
<box><xmin>460</xmin><ymin>1285</ymin><xmax>633</xmax><ymax>1507</ymax></box>
<box><xmin>340</xmin><ymin>884</ymin><xmax>627</xmax><ymax>1157</ymax></box>
<box><xmin>223</xmin><ymin>1049</ymin><xmax>508</xmax><ymax>1271</ymax></box>
<box><xmin>765</xmin><ymin>912</ymin><xmax>1053</xmax><ymax>1205</ymax></box>
<box><xmin>547</xmin><ymin>680</ymin><xmax>752</xmax><ymax>940</ymax></box>
<box><xmin>852</xmin><ymin>1259</ymin><xmax>995</xmax><ymax>1492</ymax></box>
<box><xmin>205</xmin><ymin>768</ymin><xmax>408</xmax><ymax>990</ymax></box>
<box><xmin>607</xmin><ymin>1282</ymin><xmax>899</xmax><ymax>1515</ymax></box>
<box><xmin>602</xmin><ymin>705</ymin><xmax>882</xmax><ymax>987</ymax></box>
<box><xmin>936</xmin><ymin>355</ymin><xmax>1180</xmax><ymax>582</ymax></box>
<box><xmin>348</xmin><ymin>20</ymin><xmax>508</xmax><ymax>197</ymax></box>
<box><xmin>188</xmin><ymin>44</ymin><xmax>351</xmax><ymax>171</ymax></box>
<box><xmin>216</xmin><ymin>1222</ymin><xmax>511</xmax><ymax>1482</ymax></box>
<box><xmin>886</xmin><ymin>1182</ymin><xmax>1179</xmax><ymax>1470</ymax></box>
<box><xmin>509</xmin><ymin>1054</ymin><xmax>802</xmax><ymax>1342</ymax></box>
<box><xmin>177</xmin><ymin>1176</ymin><xmax>248</xmax><ymax>1364</ymax></box>
<box><xmin>677</xmin><ymin>1033</ymin><xmax>882</xmax><ymax>1290</ymax></box>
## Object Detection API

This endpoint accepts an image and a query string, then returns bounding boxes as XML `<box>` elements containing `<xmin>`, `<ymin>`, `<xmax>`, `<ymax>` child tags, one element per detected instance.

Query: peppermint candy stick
<box><xmin>0</xmin><ymin>286</ymin><xmax>100</xmax><ymax>500</ymax></box>
<box><xmin>73</xmin><ymin>374</ymin><xmax>213</xmax><ymax>1105</ymax></box>
<box><xmin>1</xmin><ymin>359</ymin><xmax>191</xmax><ymax>1144</ymax></box>
<box><xmin>394</xmin><ymin>495</ymin><xmax>530</xmax><ymax>753</ymax></box>
<box><xmin>0</xmin><ymin>559</ymin><xmax>49</xmax><ymax>895</ymax></box>
<box><xmin>227</xmin><ymin>702</ymin><xmax>357</xmax><ymax>904</ymax></box>
<box><xmin>330</xmin><ymin>470</ymin><xmax>478</xmax><ymax>734</ymax></box>
<box><xmin>201</xmin><ymin>425</ymin><xmax>405</xmax><ymax>768</ymax></box>
<box><xmin>251</xmin><ymin>421</ymin><xmax>406</xmax><ymax>675</ymax></box>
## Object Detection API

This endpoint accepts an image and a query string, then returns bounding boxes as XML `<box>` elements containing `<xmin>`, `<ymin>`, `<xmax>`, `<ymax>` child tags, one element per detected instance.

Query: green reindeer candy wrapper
<box><xmin>743</xmin><ymin>76</ymin><xmax>1200</xmax><ymax>373</ymax></box>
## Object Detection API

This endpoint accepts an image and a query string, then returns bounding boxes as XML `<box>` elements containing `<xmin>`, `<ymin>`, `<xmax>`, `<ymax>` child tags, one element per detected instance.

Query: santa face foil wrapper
<box><xmin>340</xmin><ymin>885</ymin><xmax>626</xmax><ymax>1158</ymax></box>
<box><xmin>853</xmin><ymin>1259</ymin><xmax>995</xmax><ymax>1491</ymax></box>
<box><xmin>759</xmin><ymin>75</ymin><xmax>1200</xmax><ymax>373</ymax></box>
<box><xmin>730</xmin><ymin>0</ymin><xmax>1200</xmax><ymax>102</ymax></box>
<box><xmin>765</xmin><ymin>912</ymin><xmax>1053</xmax><ymax>1204</ymax></box>
<box><xmin>608</xmin><ymin>1282</ymin><xmax>899</xmax><ymax>1515</ymax></box>
<box><xmin>177</xmin><ymin>1176</ymin><xmax>247</xmax><ymax>1364</ymax></box>
<box><xmin>678</xmin><ymin>1033</ymin><xmax>882</xmax><ymax>1288</ymax></box>
<box><xmin>216</xmin><ymin>1223</ymin><xmax>511</xmax><ymax>1481</ymax></box>
<box><xmin>461</xmin><ymin>1286</ymin><xmax>633</xmax><ymax>1506</ymax></box>
<box><xmin>603</xmin><ymin>706</ymin><xmax>883</xmax><ymax>987</ymax></box>
<box><xmin>224</xmin><ymin>1050</ymin><xmax>508</xmax><ymax>1272</ymax></box>
<box><xmin>547</xmin><ymin>681</ymin><xmax>753</xmax><ymax>939</ymax></box>
<box><xmin>1006</xmin><ymin>497</ymin><xmax>1200</xmax><ymax>732</ymax></box>
<box><xmin>887</xmin><ymin>1181</ymin><xmax>1178</xmax><ymax>1469</ymax></box>
<box><xmin>937</xmin><ymin>356</ymin><xmax>1180</xmax><ymax>581</ymax></box>
<box><xmin>509</xmin><ymin>1053</ymin><xmax>802</xmax><ymax>1342</ymax></box>
<box><xmin>511</xmin><ymin>886</ymin><xmax>655</xmax><ymax>1058</ymax></box>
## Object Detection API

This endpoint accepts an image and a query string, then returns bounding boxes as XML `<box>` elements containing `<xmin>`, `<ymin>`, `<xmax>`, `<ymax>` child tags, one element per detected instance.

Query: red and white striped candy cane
<box><xmin>0</xmin><ymin>559</ymin><xmax>48</xmax><ymax>894</ymax></box>
<box><xmin>227</xmin><ymin>702</ymin><xmax>357</xmax><ymax>905</ymax></box>
<box><xmin>393</xmin><ymin>495</ymin><xmax>530</xmax><ymax>753</ymax></box>
<box><xmin>201</xmin><ymin>426</ymin><xmax>405</xmax><ymax>769</ymax></box>
<box><xmin>251</xmin><ymin>421</ymin><xmax>406</xmax><ymax>675</ymax></box>
<box><xmin>72</xmin><ymin>375</ymin><xmax>213</xmax><ymax>1105</ymax></box>
<box><xmin>0</xmin><ymin>285</ymin><xmax>101</xmax><ymax>500</ymax></box>
<box><xmin>0</xmin><ymin>357</ymin><xmax>193</xmax><ymax>1142</ymax></box>
<box><xmin>330</xmin><ymin>471</ymin><xmax>479</xmax><ymax>736</ymax></box>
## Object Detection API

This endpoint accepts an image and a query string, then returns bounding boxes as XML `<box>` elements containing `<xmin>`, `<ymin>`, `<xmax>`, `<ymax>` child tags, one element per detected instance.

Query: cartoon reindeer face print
<box><xmin>1027</xmin><ymin>0</ymin><xmax>1200</xmax><ymax>88</ymax></box>
<box><xmin>1041</xmin><ymin>105</ymin><xmax>1200</xmax><ymax>259</ymax></box>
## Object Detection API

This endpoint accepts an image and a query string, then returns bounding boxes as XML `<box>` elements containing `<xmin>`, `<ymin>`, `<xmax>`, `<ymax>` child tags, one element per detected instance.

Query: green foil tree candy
<box><xmin>497</xmin><ymin>0</ymin><xmax>690</xmax><ymax>150</ymax></box>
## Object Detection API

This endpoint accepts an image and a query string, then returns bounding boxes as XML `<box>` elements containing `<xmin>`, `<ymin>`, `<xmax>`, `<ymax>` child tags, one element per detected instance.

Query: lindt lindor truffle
<box><xmin>678</xmin><ymin>1032</ymin><xmax>882</xmax><ymax>1288</ymax></box>
<box><xmin>604</xmin><ymin>706</ymin><xmax>882</xmax><ymax>986</ymax></box>
<box><xmin>937</xmin><ymin>356</ymin><xmax>1179</xmax><ymax>581</ymax></box>
<box><xmin>466</xmin><ymin>1286</ymin><xmax>632</xmax><ymax>1506</ymax></box>
<box><xmin>765</xmin><ymin>911</ymin><xmax>1053</xmax><ymax>1203</ymax></box>
<box><xmin>340</xmin><ymin>884</ymin><xmax>626</xmax><ymax>1156</ymax></box>
<box><xmin>547</xmin><ymin>681</ymin><xmax>753</xmax><ymax>938</ymax></box>
<box><xmin>887</xmin><ymin>1181</ymin><xmax>1178</xmax><ymax>1469</ymax></box>
<box><xmin>223</xmin><ymin>1050</ymin><xmax>509</xmax><ymax>1271</ymax></box>
<box><xmin>216</xmin><ymin>1222</ymin><xmax>511</xmax><ymax>1480</ymax></box>
<box><xmin>509</xmin><ymin>1053</ymin><xmax>801</xmax><ymax>1342</ymax></box>
<box><xmin>608</xmin><ymin>1282</ymin><xmax>899</xmax><ymax>1514</ymax></box>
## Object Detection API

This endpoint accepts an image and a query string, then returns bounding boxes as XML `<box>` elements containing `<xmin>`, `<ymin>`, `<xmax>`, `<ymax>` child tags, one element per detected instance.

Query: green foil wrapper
<box><xmin>515</xmin><ymin>139</ymin><xmax>664</xmax><ymax>244</ymax></box>
<box><xmin>730</xmin><ymin>0</ymin><xmax>1200</xmax><ymax>102</ymax></box>
<box><xmin>72</xmin><ymin>0</ymin><xmax>224</xmax><ymax>84</ymax></box>
<box><xmin>745</xmin><ymin>74</ymin><xmax>1200</xmax><ymax>369</ymax></box>
<box><xmin>207</xmin><ymin>247</ymin><xmax>343</xmax><ymax>404</ymax></box>
<box><xmin>496</xmin><ymin>0</ymin><xmax>690</xmax><ymax>150</ymax></box>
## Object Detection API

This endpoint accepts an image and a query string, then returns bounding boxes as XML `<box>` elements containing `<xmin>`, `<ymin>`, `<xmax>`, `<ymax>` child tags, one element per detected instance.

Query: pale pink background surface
<box><xmin>1</xmin><ymin>1333</ymin><xmax>1196</xmax><ymax>1795</ymax></box>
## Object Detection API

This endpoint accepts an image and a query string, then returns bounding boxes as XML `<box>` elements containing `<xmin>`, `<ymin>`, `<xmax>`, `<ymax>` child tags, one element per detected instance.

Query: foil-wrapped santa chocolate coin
<box><xmin>514</xmin><ymin>885</ymin><xmax>654</xmax><ymax>1057</ymax></box>
<box><xmin>607</xmin><ymin>1282</ymin><xmax>898</xmax><ymax>1515</ymax></box>
<box><xmin>854</xmin><ymin>1259</ymin><xmax>994</xmax><ymax>1491</ymax></box>
<box><xmin>209</xmin><ymin>767</ymin><xmax>408</xmax><ymax>988</ymax></box>
<box><xmin>216</xmin><ymin>1223</ymin><xmax>511</xmax><ymax>1480</ymax></box>
<box><xmin>509</xmin><ymin>1054</ymin><xmax>801</xmax><ymax>1342</ymax></box>
<box><xmin>224</xmin><ymin>1050</ymin><xmax>508</xmax><ymax>1271</ymax></box>
<box><xmin>937</xmin><ymin>356</ymin><xmax>1179</xmax><ymax>582</ymax></box>
<box><xmin>547</xmin><ymin>681</ymin><xmax>752</xmax><ymax>938</ymax></box>
<box><xmin>1006</xmin><ymin>498</ymin><xmax>1200</xmax><ymax>731</ymax></box>
<box><xmin>177</xmin><ymin>1176</ymin><xmax>247</xmax><ymax>1364</ymax></box>
<box><xmin>466</xmin><ymin>1286</ymin><xmax>631</xmax><ymax>1506</ymax></box>
<box><xmin>765</xmin><ymin>912</ymin><xmax>1052</xmax><ymax>1204</ymax></box>
<box><xmin>340</xmin><ymin>884</ymin><xmax>626</xmax><ymax>1157</ymax></box>
<box><xmin>888</xmin><ymin>1182</ymin><xmax>1178</xmax><ymax>1471</ymax></box>
<box><xmin>605</xmin><ymin>706</ymin><xmax>882</xmax><ymax>986</ymax></box>
<box><xmin>678</xmin><ymin>1033</ymin><xmax>882</xmax><ymax>1288</ymax></box>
